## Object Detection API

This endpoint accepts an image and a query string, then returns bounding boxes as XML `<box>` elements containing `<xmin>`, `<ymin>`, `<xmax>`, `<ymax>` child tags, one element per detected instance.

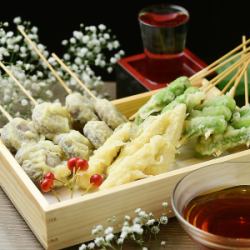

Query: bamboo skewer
<box><xmin>17</xmin><ymin>27</ymin><xmax>72</xmax><ymax>95</ymax></box>
<box><xmin>243</xmin><ymin>36</ymin><xmax>249</xmax><ymax>106</ymax></box>
<box><xmin>228</xmin><ymin>57</ymin><xmax>250</xmax><ymax>98</ymax></box>
<box><xmin>204</xmin><ymin>52</ymin><xmax>250</xmax><ymax>93</ymax></box>
<box><xmin>51</xmin><ymin>53</ymin><xmax>97</xmax><ymax>100</ymax></box>
<box><xmin>0</xmin><ymin>105</ymin><xmax>12</xmax><ymax>122</ymax></box>
<box><xmin>190</xmin><ymin>37</ymin><xmax>250</xmax><ymax>81</ymax></box>
<box><xmin>0</xmin><ymin>61</ymin><xmax>37</xmax><ymax>105</ymax></box>
<box><xmin>221</xmin><ymin>70</ymin><xmax>240</xmax><ymax>94</ymax></box>
<box><xmin>190</xmin><ymin>47</ymin><xmax>250</xmax><ymax>85</ymax></box>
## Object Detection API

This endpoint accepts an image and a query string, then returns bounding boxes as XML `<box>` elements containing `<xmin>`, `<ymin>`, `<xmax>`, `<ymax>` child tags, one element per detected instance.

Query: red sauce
<box><xmin>183</xmin><ymin>185</ymin><xmax>250</xmax><ymax>238</ymax></box>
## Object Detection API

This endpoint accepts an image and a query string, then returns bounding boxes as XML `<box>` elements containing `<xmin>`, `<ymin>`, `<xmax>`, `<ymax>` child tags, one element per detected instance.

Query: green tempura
<box><xmin>195</xmin><ymin>126</ymin><xmax>250</xmax><ymax>156</ymax></box>
<box><xmin>185</xmin><ymin>116</ymin><xmax>228</xmax><ymax>138</ymax></box>
<box><xmin>232</xmin><ymin>106</ymin><xmax>250</xmax><ymax>129</ymax></box>
<box><xmin>190</xmin><ymin>106</ymin><xmax>232</xmax><ymax>121</ymax></box>
<box><xmin>135</xmin><ymin>76</ymin><xmax>191</xmax><ymax>124</ymax></box>
<box><xmin>201</xmin><ymin>95</ymin><xmax>236</xmax><ymax>112</ymax></box>
<box><xmin>183</xmin><ymin>95</ymin><xmax>237</xmax><ymax>142</ymax></box>
<box><xmin>162</xmin><ymin>87</ymin><xmax>205</xmax><ymax>113</ymax></box>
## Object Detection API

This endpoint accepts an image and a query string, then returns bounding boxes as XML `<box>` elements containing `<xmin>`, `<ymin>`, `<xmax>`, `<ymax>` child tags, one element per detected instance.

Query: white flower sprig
<box><xmin>79</xmin><ymin>202</ymin><xmax>169</xmax><ymax>250</ymax></box>
<box><xmin>54</xmin><ymin>23</ymin><xmax>125</xmax><ymax>98</ymax></box>
<box><xmin>0</xmin><ymin>17</ymin><xmax>60</xmax><ymax>123</ymax></box>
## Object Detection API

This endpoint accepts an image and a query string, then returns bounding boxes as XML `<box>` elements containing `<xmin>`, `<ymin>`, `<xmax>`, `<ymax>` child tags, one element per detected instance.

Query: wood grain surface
<box><xmin>0</xmin><ymin>187</ymin><xmax>198</xmax><ymax>250</ymax></box>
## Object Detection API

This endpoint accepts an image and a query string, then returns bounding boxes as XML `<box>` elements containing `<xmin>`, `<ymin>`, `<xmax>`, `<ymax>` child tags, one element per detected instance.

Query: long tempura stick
<box><xmin>190</xmin><ymin>47</ymin><xmax>250</xmax><ymax>86</ymax></box>
<box><xmin>243</xmin><ymin>36</ymin><xmax>249</xmax><ymax>106</ymax></box>
<box><xmin>190</xmin><ymin>37</ymin><xmax>250</xmax><ymax>81</ymax></box>
<box><xmin>17</xmin><ymin>26</ymin><xmax>72</xmax><ymax>95</ymax></box>
<box><xmin>228</xmin><ymin>57</ymin><xmax>250</xmax><ymax>98</ymax></box>
<box><xmin>0</xmin><ymin>61</ymin><xmax>37</xmax><ymax>105</ymax></box>
<box><xmin>205</xmin><ymin>52</ymin><xmax>250</xmax><ymax>93</ymax></box>
<box><xmin>51</xmin><ymin>53</ymin><xmax>97</xmax><ymax>100</ymax></box>
<box><xmin>221</xmin><ymin>70</ymin><xmax>241</xmax><ymax>94</ymax></box>
<box><xmin>0</xmin><ymin>104</ymin><xmax>12</xmax><ymax>121</ymax></box>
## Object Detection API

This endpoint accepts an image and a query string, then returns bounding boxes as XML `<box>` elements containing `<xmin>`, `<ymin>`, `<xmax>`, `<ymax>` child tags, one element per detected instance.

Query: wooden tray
<box><xmin>0</xmin><ymin>90</ymin><xmax>249</xmax><ymax>249</ymax></box>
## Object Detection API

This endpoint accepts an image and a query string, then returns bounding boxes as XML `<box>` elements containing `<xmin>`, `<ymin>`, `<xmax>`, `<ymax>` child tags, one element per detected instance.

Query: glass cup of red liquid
<box><xmin>171</xmin><ymin>162</ymin><xmax>250</xmax><ymax>249</ymax></box>
<box><xmin>138</xmin><ymin>4</ymin><xmax>189</xmax><ymax>84</ymax></box>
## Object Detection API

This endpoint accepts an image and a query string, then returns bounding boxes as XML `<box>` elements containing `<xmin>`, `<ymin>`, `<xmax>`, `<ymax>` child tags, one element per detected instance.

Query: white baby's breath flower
<box><xmin>124</xmin><ymin>215</ymin><xmax>131</xmax><ymax>221</ymax></box>
<box><xmin>74</xmin><ymin>57</ymin><xmax>82</xmax><ymax>65</ymax></box>
<box><xmin>161</xmin><ymin>241</ymin><xmax>166</xmax><ymax>246</ymax></box>
<box><xmin>160</xmin><ymin>215</ymin><xmax>168</xmax><ymax>225</ymax></box>
<box><xmin>104</xmin><ymin>227</ymin><xmax>113</xmax><ymax>235</ymax></box>
<box><xmin>117</xmin><ymin>238</ymin><xmax>124</xmax><ymax>245</ymax></box>
<box><xmin>110</xmin><ymin>57</ymin><xmax>117</xmax><ymax>64</ymax></box>
<box><xmin>79</xmin><ymin>243</ymin><xmax>87</xmax><ymax>250</ymax></box>
<box><xmin>146</xmin><ymin>219</ymin><xmax>156</xmax><ymax>226</ymax></box>
<box><xmin>151</xmin><ymin>226</ymin><xmax>160</xmax><ymax>234</ymax></box>
<box><xmin>98</xmin><ymin>24</ymin><xmax>106</xmax><ymax>30</ymax></box>
<box><xmin>113</xmin><ymin>40</ymin><xmax>120</xmax><ymax>48</ymax></box>
<box><xmin>63</xmin><ymin>53</ymin><xmax>70</xmax><ymax>60</ymax></box>
<box><xmin>82</xmin><ymin>35</ymin><xmax>90</xmax><ymax>43</ymax></box>
<box><xmin>107</xmin><ymin>43</ymin><xmax>113</xmax><ymax>50</ymax></box>
<box><xmin>142</xmin><ymin>247</ymin><xmax>148</xmax><ymax>250</ymax></box>
<box><xmin>87</xmin><ymin>242</ymin><xmax>95</xmax><ymax>249</ymax></box>
<box><xmin>48</xmin><ymin>57</ymin><xmax>56</xmax><ymax>65</ymax></box>
<box><xmin>94</xmin><ymin>237</ymin><xmax>104</xmax><ymax>247</ymax></box>
<box><xmin>89</xmin><ymin>26</ymin><xmax>97</xmax><ymax>32</ymax></box>
<box><xmin>6</xmin><ymin>31</ymin><xmax>14</xmax><ymax>38</ymax></box>
<box><xmin>62</xmin><ymin>39</ymin><xmax>68</xmax><ymax>46</ymax></box>
<box><xmin>131</xmin><ymin>224</ymin><xmax>143</xmax><ymax>235</ymax></box>
<box><xmin>105</xmin><ymin>233</ymin><xmax>114</xmax><ymax>242</ymax></box>
<box><xmin>37</xmin><ymin>44</ymin><xmax>45</xmax><ymax>51</ymax></box>
<box><xmin>70</xmin><ymin>37</ymin><xmax>76</xmax><ymax>44</ymax></box>
<box><xmin>103</xmin><ymin>33</ymin><xmax>110</xmax><ymax>39</ymax></box>
<box><xmin>162</xmin><ymin>202</ymin><xmax>168</xmax><ymax>209</ymax></box>
<box><xmin>73</xmin><ymin>30</ymin><xmax>83</xmax><ymax>40</ymax></box>
<box><xmin>3</xmin><ymin>22</ymin><xmax>9</xmax><ymax>27</ymax></box>
<box><xmin>135</xmin><ymin>208</ymin><xmax>142</xmax><ymax>214</ymax></box>
<box><xmin>13</xmin><ymin>17</ymin><xmax>21</xmax><ymax>24</ymax></box>
<box><xmin>31</xmin><ymin>26</ymin><xmax>38</xmax><ymax>34</ymax></box>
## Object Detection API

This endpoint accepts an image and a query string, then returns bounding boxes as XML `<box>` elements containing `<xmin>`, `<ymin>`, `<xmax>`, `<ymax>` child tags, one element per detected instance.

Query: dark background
<box><xmin>2</xmin><ymin>0</ymin><xmax>250</xmax><ymax>64</ymax></box>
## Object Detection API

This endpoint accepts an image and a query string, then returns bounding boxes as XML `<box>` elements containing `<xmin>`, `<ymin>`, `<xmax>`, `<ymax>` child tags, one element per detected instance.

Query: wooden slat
<box><xmin>43</xmin><ymin>149</ymin><xmax>250</xmax><ymax>249</ymax></box>
<box><xmin>0</xmin><ymin>141</ymin><xmax>49</xmax><ymax>248</ymax></box>
<box><xmin>111</xmin><ymin>89</ymin><xmax>159</xmax><ymax>117</ymax></box>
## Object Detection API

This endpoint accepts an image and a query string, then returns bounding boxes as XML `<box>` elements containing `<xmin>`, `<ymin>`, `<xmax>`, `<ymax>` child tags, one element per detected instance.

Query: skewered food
<box><xmin>54</xmin><ymin>130</ymin><xmax>92</xmax><ymax>160</ymax></box>
<box><xmin>135</xmin><ymin>76</ymin><xmax>191</xmax><ymax>124</ymax></box>
<box><xmin>183</xmin><ymin>95</ymin><xmax>236</xmax><ymax>140</ymax></box>
<box><xmin>83</xmin><ymin>121</ymin><xmax>113</xmax><ymax>148</ymax></box>
<box><xmin>195</xmin><ymin>126</ymin><xmax>250</xmax><ymax>156</ymax></box>
<box><xmin>94</xmin><ymin>98</ymin><xmax>127</xmax><ymax>129</ymax></box>
<box><xmin>87</xmin><ymin>123</ymin><xmax>135</xmax><ymax>175</ymax></box>
<box><xmin>196</xmin><ymin>106</ymin><xmax>250</xmax><ymax>156</ymax></box>
<box><xmin>162</xmin><ymin>87</ymin><xmax>205</xmax><ymax>113</ymax></box>
<box><xmin>1</xmin><ymin>118</ymin><xmax>40</xmax><ymax>152</ymax></box>
<box><xmin>15</xmin><ymin>140</ymin><xmax>63</xmax><ymax>182</ymax></box>
<box><xmin>32</xmin><ymin>102</ymin><xmax>72</xmax><ymax>139</ymax></box>
<box><xmin>65</xmin><ymin>93</ymin><xmax>98</xmax><ymax>125</ymax></box>
<box><xmin>100</xmin><ymin>104</ymin><xmax>186</xmax><ymax>189</ymax></box>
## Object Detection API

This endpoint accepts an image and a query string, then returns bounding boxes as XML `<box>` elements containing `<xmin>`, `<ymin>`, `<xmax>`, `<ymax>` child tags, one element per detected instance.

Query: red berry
<box><xmin>76</xmin><ymin>159</ymin><xmax>89</xmax><ymax>171</ymax></box>
<box><xmin>90</xmin><ymin>174</ymin><xmax>103</xmax><ymax>187</ymax></box>
<box><xmin>40</xmin><ymin>178</ymin><xmax>54</xmax><ymax>193</ymax></box>
<box><xmin>44</xmin><ymin>172</ymin><xmax>55</xmax><ymax>180</ymax></box>
<box><xmin>67</xmin><ymin>157</ymin><xmax>79</xmax><ymax>171</ymax></box>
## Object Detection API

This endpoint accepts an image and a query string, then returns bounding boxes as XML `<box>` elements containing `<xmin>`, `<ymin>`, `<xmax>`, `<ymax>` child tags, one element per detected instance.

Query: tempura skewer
<box><xmin>190</xmin><ymin>37</ymin><xmax>250</xmax><ymax>82</ymax></box>
<box><xmin>204</xmin><ymin>52</ymin><xmax>250</xmax><ymax>93</ymax></box>
<box><xmin>0</xmin><ymin>104</ymin><xmax>12</xmax><ymax>121</ymax></box>
<box><xmin>242</xmin><ymin>36</ymin><xmax>249</xmax><ymax>106</ymax></box>
<box><xmin>52</xmin><ymin>53</ymin><xmax>96</xmax><ymax>100</ymax></box>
